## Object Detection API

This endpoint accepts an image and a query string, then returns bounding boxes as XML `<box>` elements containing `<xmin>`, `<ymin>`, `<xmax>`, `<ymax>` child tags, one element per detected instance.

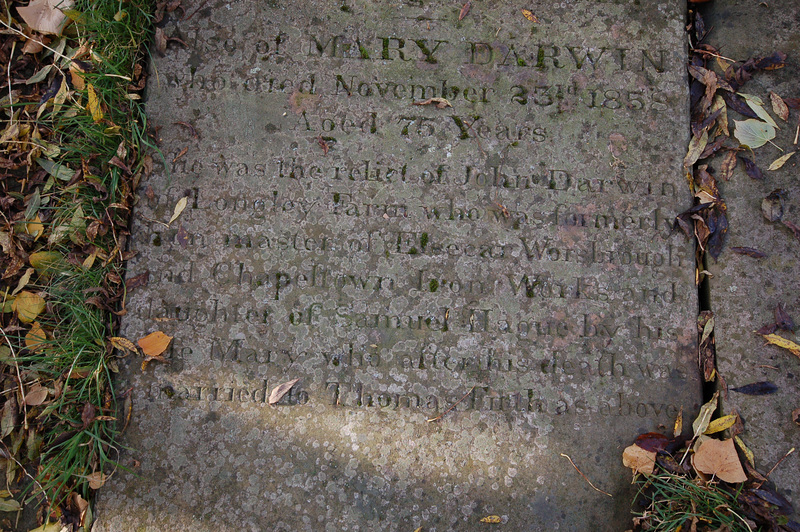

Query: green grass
<box><xmin>634</xmin><ymin>472</ymin><xmax>753</xmax><ymax>531</ymax></box>
<box><xmin>0</xmin><ymin>0</ymin><xmax>153</xmax><ymax>509</ymax></box>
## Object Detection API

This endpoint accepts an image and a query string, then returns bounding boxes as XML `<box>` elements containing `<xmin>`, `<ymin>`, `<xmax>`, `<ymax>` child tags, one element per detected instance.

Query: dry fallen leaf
<box><xmin>704</xmin><ymin>414</ymin><xmax>737</xmax><ymax>435</ymax></box>
<box><xmin>86</xmin><ymin>471</ymin><xmax>107</xmax><ymax>489</ymax></box>
<box><xmin>673</xmin><ymin>407</ymin><xmax>683</xmax><ymax>438</ymax></box>
<box><xmin>458</xmin><ymin>1</ymin><xmax>470</xmax><ymax>20</ymax></box>
<box><xmin>137</xmin><ymin>331</ymin><xmax>172</xmax><ymax>357</ymax></box>
<box><xmin>25</xmin><ymin>321</ymin><xmax>47</xmax><ymax>352</ymax></box>
<box><xmin>412</xmin><ymin>97</ymin><xmax>452</xmax><ymax>109</ymax></box>
<box><xmin>691</xmin><ymin>438</ymin><xmax>747</xmax><ymax>483</ymax></box>
<box><xmin>17</xmin><ymin>0</ymin><xmax>74</xmax><ymax>35</ymax></box>
<box><xmin>761</xmin><ymin>333</ymin><xmax>800</xmax><ymax>358</ymax></box>
<box><xmin>480</xmin><ymin>515</ymin><xmax>502</xmax><ymax>523</ymax></box>
<box><xmin>622</xmin><ymin>444</ymin><xmax>656</xmax><ymax>476</ymax></box>
<box><xmin>521</xmin><ymin>9</ymin><xmax>539</xmax><ymax>22</ymax></box>
<box><xmin>168</xmin><ymin>196</ymin><xmax>188</xmax><ymax>225</ymax></box>
<box><xmin>137</xmin><ymin>331</ymin><xmax>172</xmax><ymax>369</ymax></box>
<box><xmin>768</xmin><ymin>151</ymin><xmax>796</xmax><ymax>171</ymax></box>
<box><xmin>269</xmin><ymin>378</ymin><xmax>300</xmax><ymax>405</ymax></box>
<box><xmin>11</xmin><ymin>268</ymin><xmax>34</xmax><ymax>296</ymax></box>
<box><xmin>110</xmin><ymin>336</ymin><xmax>138</xmax><ymax>355</ymax></box>
<box><xmin>24</xmin><ymin>385</ymin><xmax>48</xmax><ymax>406</ymax></box>
<box><xmin>770</xmin><ymin>91</ymin><xmax>790</xmax><ymax>122</ymax></box>
<box><xmin>87</xmin><ymin>84</ymin><xmax>103</xmax><ymax>122</ymax></box>
<box><xmin>13</xmin><ymin>291</ymin><xmax>46</xmax><ymax>323</ymax></box>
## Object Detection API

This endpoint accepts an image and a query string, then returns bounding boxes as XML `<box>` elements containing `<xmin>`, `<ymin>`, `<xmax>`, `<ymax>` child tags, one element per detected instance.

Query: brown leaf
<box><xmin>761</xmin><ymin>189</ymin><xmax>786</xmax><ymax>222</ymax></box>
<box><xmin>769</xmin><ymin>91</ymin><xmax>790</xmax><ymax>121</ymax></box>
<box><xmin>412</xmin><ymin>97</ymin><xmax>452</xmax><ymax>109</ymax></box>
<box><xmin>622</xmin><ymin>444</ymin><xmax>656</xmax><ymax>476</ymax></box>
<box><xmin>718</xmin><ymin>150</ymin><xmax>738</xmax><ymax>181</ymax></box>
<box><xmin>81</xmin><ymin>402</ymin><xmax>97</xmax><ymax>428</ymax></box>
<box><xmin>154</xmin><ymin>27</ymin><xmax>167</xmax><ymax>55</ymax></box>
<box><xmin>268</xmin><ymin>378</ymin><xmax>300</xmax><ymax>405</ymax></box>
<box><xmin>458</xmin><ymin>1</ymin><xmax>470</xmax><ymax>20</ymax></box>
<box><xmin>24</xmin><ymin>385</ymin><xmax>48</xmax><ymax>406</ymax></box>
<box><xmin>125</xmin><ymin>271</ymin><xmax>149</xmax><ymax>291</ymax></box>
<box><xmin>775</xmin><ymin>303</ymin><xmax>795</xmax><ymax>331</ymax></box>
<box><xmin>730</xmin><ymin>247</ymin><xmax>767</xmax><ymax>258</ymax></box>
<box><xmin>17</xmin><ymin>0</ymin><xmax>73</xmax><ymax>35</ymax></box>
<box><xmin>137</xmin><ymin>331</ymin><xmax>173</xmax><ymax>357</ymax></box>
<box><xmin>792</xmin><ymin>408</ymin><xmax>800</xmax><ymax>426</ymax></box>
<box><xmin>783</xmin><ymin>220</ymin><xmax>800</xmax><ymax>241</ymax></box>
<box><xmin>691</xmin><ymin>438</ymin><xmax>747</xmax><ymax>483</ymax></box>
<box><xmin>25</xmin><ymin>321</ymin><xmax>47</xmax><ymax>352</ymax></box>
<box><xmin>86</xmin><ymin>471</ymin><xmax>107</xmax><ymax>489</ymax></box>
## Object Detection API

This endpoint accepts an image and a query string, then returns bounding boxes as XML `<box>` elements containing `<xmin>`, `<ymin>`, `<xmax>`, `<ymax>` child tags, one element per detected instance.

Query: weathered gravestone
<box><xmin>95</xmin><ymin>0</ymin><xmax>700</xmax><ymax>529</ymax></box>
<box><xmin>702</xmin><ymin>0</ymin><xmax>800</xmax><ymax>506</ymax></box>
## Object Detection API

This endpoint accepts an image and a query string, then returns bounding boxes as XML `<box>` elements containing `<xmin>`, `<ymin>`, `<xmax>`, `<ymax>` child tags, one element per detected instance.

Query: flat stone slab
<box><xmin>702</xmin><ymin>0</ymin><xmax>800</xmax><ymax>506</ymax></box>
<box><xmin>95</xmin><ymin>0</ymin><xmax>699</xmax><ymax>529</ymax></box>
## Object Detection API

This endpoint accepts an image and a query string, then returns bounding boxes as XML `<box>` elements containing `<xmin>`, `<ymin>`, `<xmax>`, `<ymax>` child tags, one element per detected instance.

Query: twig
<box><xmin>0</xmin><ymin>19</ymin><xmax>72</xmax><ymax>65</ymax></box>
<box><xmin>7</xmin><ymin>41</ymin><xmax>14</xmax><ymax>127</ymax></box>
<box><xmin>427</xmin><ymin>386</ymin><xmax>475</xmax><ymax>422</ymax></box>
<box><xmin>0</xmin><ymin>327</ymin><xmax>29</xmax><ymax>431</ymax></box>
<box><xmin>560</xmin><ymin>453</ymin><xmax>612</xmax><ymax>497</ymax></box>
<box><xmin>764</xmin><ymin>447</ymin><xmax>795</xmax><ymax>479</ymax></box>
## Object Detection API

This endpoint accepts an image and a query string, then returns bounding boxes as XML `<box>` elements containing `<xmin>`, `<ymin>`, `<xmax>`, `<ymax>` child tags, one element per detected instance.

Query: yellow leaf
<box><xmin>11</xmin><ymin>268</ymin><xmax>34</xmax><ymax>296</ymax></box>
<box><xmin>761</xmin><ymin>333</ymin><xmax>800</xmax><ymax>358</ymax></box>
<box><xmin>13</xmin><ymin>291</ymin><xmax>45</xmax><ymax>323</ymax></box>
<box><xmin>29</xmin><ymin>250</ymin><xmax>63</xmax><ymax>274</ymax></box>
<box><xmin>673</xmin><ymin>407</ymin><xmax>683</xmax><ymax>438</ymax></box>
<box><xmin>768</xmin><ymin>151</ymin><xmax>796</xmax><ymax>171</ymax></box>
<box><xmin>26</xmin><ymin>215</ymin><xmax>44</xmax><ymax>241</ymax></box>
<box><xmin>168</xmin><ymin>196</ymin><xmax>188</xmax><ymax>225</ymax></box>
<box><xmin>704</xmin><ymin>414</ymin><xmax>737</xmax><ymax>435</ymax></box>
<box><xmin>521</xmin><ymin>9</ymin><xmax>539</xmax><ymax>22</ymax></box>
<box><xmin>480</xmin><ymin>515</ymin><xmax>502</xmax><ymax>523</ymax></box>
<box><xmin>87</xmin><ymin>84</ymin><xmax>103</xmax><ymax>123</ymax></box>
<box><xmin>734</xmin><ymin>436</ymin><xmax>755</xmax><ymax>467</ymax></box>
<box><xmin>69</xmin><ymin>63</ymin><xmax>85</xmax><ymax>90</ymax></box>
<box><xmin>109</xmin><ymin>336</ymin><xmax>138</xmax><ymax>355</ymax></box>
<box><xmin>137</xmin><ymin>331</ymin><xmax>172</xmax><ymax>357</ymax></box>
<box><xmin>25</xmin><ymin>321</ymin><xmax>47</xmax><ymax>352</ymax></box>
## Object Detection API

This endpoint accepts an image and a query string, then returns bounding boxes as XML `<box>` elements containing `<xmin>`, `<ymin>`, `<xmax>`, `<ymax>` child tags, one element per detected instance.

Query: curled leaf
<box><xmin>761</xmin><ymin>333</ymin><xmax>800</xmax><ymax>358</ymax></box>
<box><xmin>692</xmin><ymin>390</ymin><xmax>719</xmax><ymax>438</ymax></box>
<box><xmin>412</xmin><ymin>97</ymin><xmax>452</xmax><ymax>109</ymax></box>
<box><xmin>480</xmin><ymin>515</ymin><xmax>502</xmax><ymax>524</ymax></box>
<box><xmin>269</xmin><ymin>378</ymin><xmax>300</xmax><ymax>405</ymax></box>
